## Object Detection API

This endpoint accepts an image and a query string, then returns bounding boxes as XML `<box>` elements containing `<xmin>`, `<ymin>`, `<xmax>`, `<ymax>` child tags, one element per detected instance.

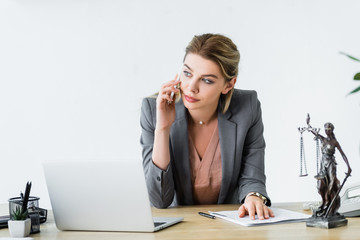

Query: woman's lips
<box><xmin>184</xmin><ymin>94</ymin><xmax>199</xmax><ymax>103</ymax></box>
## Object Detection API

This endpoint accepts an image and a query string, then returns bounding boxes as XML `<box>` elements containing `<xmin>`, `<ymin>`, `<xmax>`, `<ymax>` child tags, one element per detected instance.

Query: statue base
<box><xmin>306</xmin><ymin>214</ymin><xmax>348</xmax><ymax>229</ymax></box>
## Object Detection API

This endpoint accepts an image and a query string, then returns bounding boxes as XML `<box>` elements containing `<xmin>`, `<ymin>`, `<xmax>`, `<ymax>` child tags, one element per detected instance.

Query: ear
<box><xmin>221</xmin><ymin>77</ymin><xmax>237</xmax><ymax>94</ymax></box>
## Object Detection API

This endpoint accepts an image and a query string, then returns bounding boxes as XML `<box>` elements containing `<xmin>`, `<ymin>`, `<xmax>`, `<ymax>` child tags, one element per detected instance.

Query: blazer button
<box><xmin>156</xmin><ymin>176</ymin><xmax>161</xmax><ymax>181</ymax></box>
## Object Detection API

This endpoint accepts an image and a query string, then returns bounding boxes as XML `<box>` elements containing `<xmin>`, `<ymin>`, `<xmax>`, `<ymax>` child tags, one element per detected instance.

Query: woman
<box><xmin>308</xmin><ymin>122</ymin><xmax>352</xmax><ymax>217</ymax></box>
<box><xmin>140</xmin><ymin>33</ymin><xmax>274</xmax><ymax>220</ymax></box>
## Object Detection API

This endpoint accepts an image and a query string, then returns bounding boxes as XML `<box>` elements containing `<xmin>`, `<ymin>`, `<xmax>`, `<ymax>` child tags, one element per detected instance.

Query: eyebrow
<box><xmin>183</xmin><ymin>64</ymin><xmax>219</xmax><ymax>79</ymax></box>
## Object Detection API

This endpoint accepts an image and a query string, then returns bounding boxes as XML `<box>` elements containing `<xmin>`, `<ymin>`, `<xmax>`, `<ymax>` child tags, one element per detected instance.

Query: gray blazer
<box><xmin>140</xmin><ymin>89</ymin><xmax>271</xmax><ymax>208</ymax></box>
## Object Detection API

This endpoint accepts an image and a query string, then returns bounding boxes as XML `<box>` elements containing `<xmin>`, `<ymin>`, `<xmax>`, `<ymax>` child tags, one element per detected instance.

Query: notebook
<box><xmin>42</xmin><ymin>160</ymin><xmax>183</xmax><ymax>232</ymax></box>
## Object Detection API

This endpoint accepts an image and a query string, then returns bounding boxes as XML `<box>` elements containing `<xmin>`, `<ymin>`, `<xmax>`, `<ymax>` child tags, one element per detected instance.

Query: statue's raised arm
<box><xmin>305</xmin><ymin>114</ymin><xmax>323</xmax><ymax>140</ymax></box>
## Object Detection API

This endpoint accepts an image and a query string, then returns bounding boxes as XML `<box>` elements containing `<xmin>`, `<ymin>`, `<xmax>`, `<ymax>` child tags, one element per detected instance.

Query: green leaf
<box><xmin>354</xmin><ymin>72</ymin><xmax>360</xmax><ymax>80</ymax></box>
<box><xmin>340</xmin><ymin>52</ymin><xmax>360</xmax><ymax>62</ymax></box>
<box><xmin>348</xmin><ymin>86</ymin><xmax>360</xmax><ymax>95</ymax></box>
<box><xmin>11</xmin><ymin>206</ymin><xmax>28</xmax><ymax>220</ymax></box>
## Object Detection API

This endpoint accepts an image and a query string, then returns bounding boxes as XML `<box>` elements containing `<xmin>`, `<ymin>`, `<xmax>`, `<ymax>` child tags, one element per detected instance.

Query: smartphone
<box><xmin>168</xmin><ymin>73</ymin><xmax>181</xmax><ymax>104</ymax></box>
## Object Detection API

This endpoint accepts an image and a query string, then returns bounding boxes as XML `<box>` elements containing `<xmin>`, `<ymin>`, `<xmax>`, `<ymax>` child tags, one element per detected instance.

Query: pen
<box><xmin>198</xmin><ymin>212</ymin><xmax>216</xmax><ymax>219</ymax></box>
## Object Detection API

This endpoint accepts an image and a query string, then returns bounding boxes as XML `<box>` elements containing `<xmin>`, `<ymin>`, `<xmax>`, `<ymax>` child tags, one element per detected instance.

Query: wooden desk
<box><xmin>1</xmin><ymin>203</ymin><xmax>359</xmax><ymax>240</ymax></box>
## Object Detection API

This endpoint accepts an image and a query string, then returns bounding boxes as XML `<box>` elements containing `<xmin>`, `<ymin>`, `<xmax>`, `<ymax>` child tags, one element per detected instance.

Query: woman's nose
<box><xmin>187</xmin><ymin>77</ymin><xmax>199</xmax><ymax>93</ymax></box>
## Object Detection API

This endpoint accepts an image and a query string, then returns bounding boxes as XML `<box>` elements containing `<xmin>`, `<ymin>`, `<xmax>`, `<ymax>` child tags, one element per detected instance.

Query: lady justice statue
<box><xmin>299</xmin><ymin>114</ymin><xmax>352</xmax><ymax>228</ymax></box>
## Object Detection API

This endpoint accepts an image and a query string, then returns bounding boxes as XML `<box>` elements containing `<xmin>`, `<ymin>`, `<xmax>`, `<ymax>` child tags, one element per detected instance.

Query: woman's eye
<box><xmin>202</xmin><ymin>78</ymin><xmax>214</xmax><ymax>84</ymax></box>
<box><xmin>184</xmin><ymin>71</ymin><xmax>191</xmax><ymax>77</ymax></box>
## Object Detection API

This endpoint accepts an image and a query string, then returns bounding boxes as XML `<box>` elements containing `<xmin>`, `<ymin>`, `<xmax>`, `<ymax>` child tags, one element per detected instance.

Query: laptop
<box><xmin>42</xmin><ymin>160</ymin><xmax>183</xmax><ymax>232</ymax></box>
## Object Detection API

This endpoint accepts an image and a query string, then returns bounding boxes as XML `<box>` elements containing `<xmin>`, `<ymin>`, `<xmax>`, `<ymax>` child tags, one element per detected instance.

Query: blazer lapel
<box><xmin>170</xmin><ymin>100</ymin><xmax>193</xmax><ymax>204</ymax></box>
<box><xmin>217</xmin><ymin>108</ymin><xmax>236</xmax><ymax>203</ymax></box>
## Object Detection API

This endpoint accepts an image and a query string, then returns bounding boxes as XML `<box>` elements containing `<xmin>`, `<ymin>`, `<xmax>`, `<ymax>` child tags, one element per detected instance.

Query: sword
<box><xmin>324</xmin><ymin>172</ymin><xmax>351</xmax><ymax>218</ymax></box>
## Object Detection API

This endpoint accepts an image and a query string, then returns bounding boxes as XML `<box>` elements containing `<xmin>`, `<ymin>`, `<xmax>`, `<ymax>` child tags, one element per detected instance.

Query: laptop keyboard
<box><xmin>154</xmin><ymin>222</ymin><xmax>166</xmax><ymax>227</ymax></box>
<box><xmin>0</xmin><ymin>215</ymin><xmax>10</xmax><ymax>229</ymax></box>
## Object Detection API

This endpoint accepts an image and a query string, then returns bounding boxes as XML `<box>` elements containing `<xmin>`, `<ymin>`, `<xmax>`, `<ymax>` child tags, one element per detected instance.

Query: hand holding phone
<box><xmin>167</xmin><ymin>73</ymin><xmax>181</xmax><ymax>104</ymax></box>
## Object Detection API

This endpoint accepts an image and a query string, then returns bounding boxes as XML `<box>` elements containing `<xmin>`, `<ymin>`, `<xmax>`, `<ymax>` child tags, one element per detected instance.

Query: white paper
<box><xmin>209</xmin><ymin>208</ymin><xmax>311</xmax><ymax>227</ymax></box>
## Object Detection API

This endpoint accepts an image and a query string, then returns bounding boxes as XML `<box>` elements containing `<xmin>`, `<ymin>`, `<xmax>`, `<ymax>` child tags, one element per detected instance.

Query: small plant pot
<box><xmin>8</xmin><ymin>218</ymin><xmax>31</xmax><ymax>238</ymax></box>
<box><xmin>9</xmin><ymin>196</ymin><xmax>41</xmax><ymax>234</ymax></box>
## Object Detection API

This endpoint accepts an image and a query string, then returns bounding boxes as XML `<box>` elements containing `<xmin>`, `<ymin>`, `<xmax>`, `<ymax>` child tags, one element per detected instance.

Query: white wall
<box><xmin>1</xmin><ymin>0</ymin><xmax>359</xmax><ymax>209</ymax></box>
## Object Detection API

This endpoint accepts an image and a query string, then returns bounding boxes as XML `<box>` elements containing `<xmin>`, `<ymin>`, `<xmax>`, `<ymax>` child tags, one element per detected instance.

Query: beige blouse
<box><xmin>188</xmin><ymin>122</ymin><xmax>222</xmax><ymax>204</ymax></box>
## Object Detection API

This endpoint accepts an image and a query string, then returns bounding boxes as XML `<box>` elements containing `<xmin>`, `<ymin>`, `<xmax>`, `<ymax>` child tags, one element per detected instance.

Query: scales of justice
<box><xmin>298</xmin><ymin>114</ymin><xmax>352</xmax><ymax>228</ymax></box>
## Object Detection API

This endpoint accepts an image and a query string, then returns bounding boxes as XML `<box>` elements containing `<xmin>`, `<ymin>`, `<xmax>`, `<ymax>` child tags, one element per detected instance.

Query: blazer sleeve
<box><xmin>140</xmin><ymin>97</ymin><xmax>175</xmax><ymax>208</ymax></box>
<box><xmin>237</xmin><ymin>92</ymin><xmax>271</xmax><ymax>206</ymax></box>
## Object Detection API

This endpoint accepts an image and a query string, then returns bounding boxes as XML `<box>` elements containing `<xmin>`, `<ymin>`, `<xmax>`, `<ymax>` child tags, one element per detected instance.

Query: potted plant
<box><xmin>7</xmin><ymin>205</ymin><xmax>31</xmax><ymax>238</ymax></box>
<box><xmin>8</xmin><ymin>181</ymin><xmax>32</xmax><ymax>238</ymax></box>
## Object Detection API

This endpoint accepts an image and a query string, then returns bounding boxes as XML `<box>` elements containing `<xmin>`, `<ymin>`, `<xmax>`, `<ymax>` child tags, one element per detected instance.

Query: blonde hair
<box><xmin>184</xmin><ymin>33</ymin><xmax>240</xmax><ymax>113</ymax></box>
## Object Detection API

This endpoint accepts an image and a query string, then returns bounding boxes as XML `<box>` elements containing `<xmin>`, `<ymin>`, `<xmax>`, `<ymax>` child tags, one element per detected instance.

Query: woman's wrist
<box><xmin>155</xmin><ymin>126</ymin><xmax>171</xmax><ymax>135</ymax></box>
<box><xmin>245</xmin><ymin>192</ymin><xmax>268</xmax><ymax>204</ymax></box>
<box><xmin>152</xmin><ymin>127</ymin><xmax>172</xmax><ymax>171</ymax></box>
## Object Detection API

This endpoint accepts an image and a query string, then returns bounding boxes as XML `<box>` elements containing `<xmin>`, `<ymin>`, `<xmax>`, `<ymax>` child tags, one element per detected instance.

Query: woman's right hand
<box><xmin>156</xmin><ymin>74</ymin><xmax>181</xmax><ymax>131</ymax></box>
